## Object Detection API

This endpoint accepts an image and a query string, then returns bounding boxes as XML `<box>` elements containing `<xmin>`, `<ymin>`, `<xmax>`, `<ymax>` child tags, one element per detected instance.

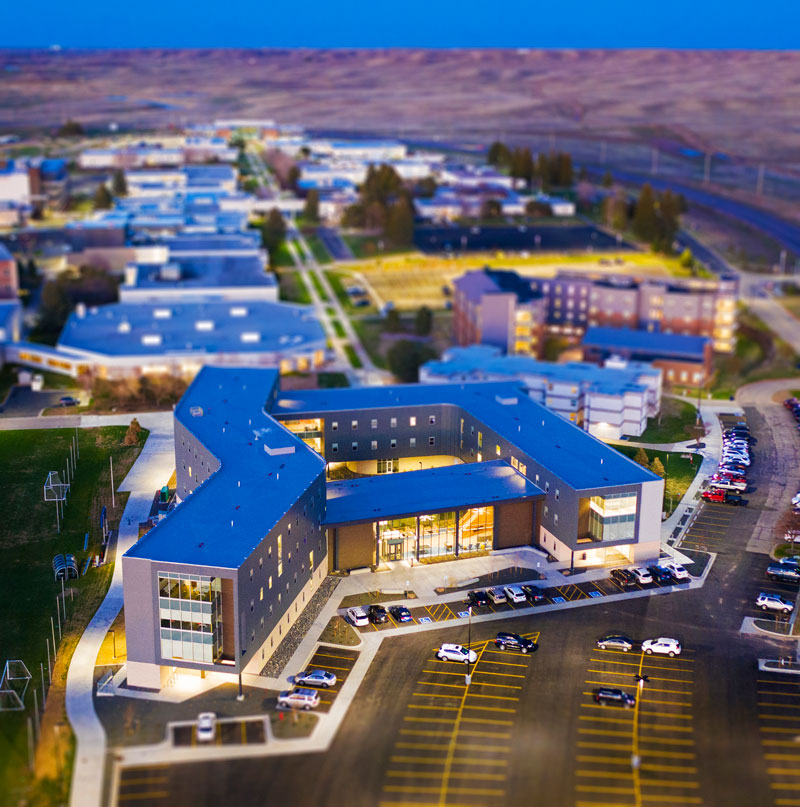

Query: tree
<box><xmin>261</xmin><ymin>208</ymin><xmax>286</xmax><ymax>260</ymax></box>
<box><xmin>679</xmin><ymin>248</ymin><xmax>694</xmax><ymax>269</ymax></box>
<box><xmin>555</xmin><ymin>152</ymin><xmax>574</xmax><ymax>186</ymax></box>
<box><xmin>610</xmin><ymin>191</ymin><xmax>629</xmax><ymax>232</ymax></box>
<box><xmin>93</xmin><ymin>184</ymin><xmax>113</xmax><ymax>210</ymax></box>
<box><xmin>287</xmin><ymin>165</ymin><xmax>301</xmax><ymax>192</ymax></box>
<box><xmin>57</xmin><ymin>119</ymin><xmax>84</xmax><ymax>137</ymax></box>
<box><xmin>650</xmin><ymin>457</ymin><xmax>666</xmax><ymax>478</ymax></box>
<box><xmin>525</xmin><ymin>199</ymin><xmax>550</xmax><ymax>218</ymax></box>
<box><xmin>632</xmin><ymin>183</ymin><xmax>657</xmax><ymax>243</ymax></box>
<box><xmin>111</xmin><ymin>168</ymin><xmax>128</xmax><ymax>197</ymax></box>
<box><xmin>304</xmin><ymin>189</ymin><xmax>320</xmax><ymax>222</ymax></box>
<box><xmin>480</xmin><ymin>198</ymin><xmax>502</xmax><ymax>220</ymax></box>
<box><xmin>602</xmin><ymin>171</ymin><xmax>614</xmax><ymax>188</ymax></box>
<box><xmin>634</xmin><ymin>448</ymin><xmax>650</xmax><ymax>467</ymax></box>
<box><xmin>578</xmin><ymin>166</ymin><xmax>588</xmax><ymax>182</ymax></box>
<box><xmin>123</xmin><ymin>417</ymin><xmax>142</xmax><ymax>446</ymax></box>
<box><xmin>241</xmin><ymin>177</ymin><xmax>259</xmax><ymax>194</ymax></box>
<box><xmin>387</xmin><ymin>340</ymin><xmax>437</xmax><ymax>383</ymax></box>
<box><xmin>364</xmin><ymin>200</ymin><xmax>388</xmax><ymax>231</ymax></box>
<box><xmin>415</xmin><ymin>176</ymin><xmax>438</xmax><ymax>198</ymax></box>
<box><xmin>384</xmin><ymin>308</ymin><xmax>402</xmax><ymax>333</ymax></box>
<box><xmin>537</xmin><ymin>153</ymin><xmax>550</xmax><ymax>191</ymax></box>
<box><xmin>415</xmin><ymin>306</ymin><xmax>433</xmax><ymax>336</ymax></box>
<box><xmin>487</xmin><ymin>141</ymin><xmax>512</xmax><ymax>168</ymax></box>
<box><xmin>385</xmin><ymin>197</ymin><xmax>414</xmax><ymax>246</ymax></box>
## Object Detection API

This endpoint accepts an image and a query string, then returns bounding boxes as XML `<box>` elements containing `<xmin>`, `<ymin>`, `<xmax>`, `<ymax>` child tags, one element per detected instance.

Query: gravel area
<box><xmin>259</xmin><ymin>576</ymin><xmax>341</xmax><ymax>678</ymax></box>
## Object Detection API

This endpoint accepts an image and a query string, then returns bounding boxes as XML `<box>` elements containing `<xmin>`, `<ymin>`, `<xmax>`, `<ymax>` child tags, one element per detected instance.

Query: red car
<box><xmin>702</xmin><ymin>489</ymin><xmax>726</xmax><ymax>502</ymax></box>
<box><xmin>711</xmin><ymin>473</ymin><xmax>746</xmax><ymax>484</ymax></box>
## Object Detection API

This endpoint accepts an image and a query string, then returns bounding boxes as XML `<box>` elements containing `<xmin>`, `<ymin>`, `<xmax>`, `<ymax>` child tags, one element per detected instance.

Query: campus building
<box><xmin>419</xmin><ymin>345</ymin><xmax>662</xmax><ymax>440</ymax></box>
<box><xmin>122</xmin><ymin>367</ymin><xmax>662</xmax><ymax>689</ymax></box>
<box><xmin>453</xmin><ymin>267</ymin><xmax>738</xmax><ymax>358</ymax></box>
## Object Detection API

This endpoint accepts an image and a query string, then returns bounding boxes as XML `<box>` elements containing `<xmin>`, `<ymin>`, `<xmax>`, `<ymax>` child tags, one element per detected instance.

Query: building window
<box><xmin>429</xmin><ymin>436</ymin><xmax>435</xmax><ymax>446</ymax></box>
<box><xmin>352</xmin><ymin>420</ymin><xmax>358</xmax><ymax>430</ymax></box>
<box><xmin>258</xmin><ymin>557</ymin><xmax>263</xmax><ymax>569</ymax></box>
<box><xmin>250</xmin><ymin>599</ymin><xmax>254</xmax><ymax>612</ymax></box>
<box><xmin>390</xmin><ymin>439</ymin><xmax>397</xmax><ymax>449</ymax></box>
<box><xmin>410</xmin><ymin>416</ymin><xmax>417</xmax><ymax>427</ymax></box>
<box><xmin>371</xmin><ymin>419</ymin><xmax>378</xmax><ymax>429</ymax></box>
<box><xmin>496</xmin><ymin>444</ymin><xmax>501</xmax><ymax>456</ymax></box>
<box><xmin>519</xmin><ymin>463</ymin><xmax>527</xmax><ymax>475</ymax></box>
<box><xmin>331</xmin><ymin>443</ymin><xmax>338</xmax><ymax>453</ymax></box>
<box><xmin>477</xmin><ymin>432</ymin><xmax>483</xmax><ymax>448</ymax></box>
<box><xmin>331</xmin><ymin>421</ymin><xmax>338</xmax><ymax>431</ymax></box>
<box><xmin>157</xmin><ymin>573</ymin><xmax>221</xmax><ymax>665</ymax></box>
<box><xmin>377</xmin><ymin>458</ymin><xmax>399</xmax><ymax>474</ymax></box>
<box><xmin>544</xmin><ymin>506</ymin><xmax>549</xmax><ymax>517</ymax></box>
<box><xmin>259</xmin><ymin>587</ymin><xmax>263</xmax><ymax>601</ymax></box>
<box><xmin>352</xmin><ymin>441</ymin><xmax>358</xmax><ymax>451</ymax></box>
<box><xmin>535</xmin><ymin>473</ymin><xmax>540</xmax><ymax>483</ymax></box>
<box><xmin>554</xmin><ymin>514</ymin><xmax>559</xmax><ymax>526</ymax></box>
<box><xmin>429</xmin><ymin>415</ymin><xmax>436</xmax><ymax>425</ymax></box>
<box><xmin>410</xmin><ymin>438</ymin><xmax>416</xmax><ymax>448</ymax></box>
<box><xmin>391</xmin><ymin>417</ymin><xmax>397</xmax><ymax>428</ymax></box>
<box><xmin>555</xmin><ymin>489</ymin><xmax>560</xmax><ymax>500</ymax></box>
<box><xmin>249</xmin><ymin>568</ymin><xmax>253</xmax><ymax>581</ymax></box>
<box><xmin>269</xmin><ymin>576</ymin><xmax>273</xmax><ymax>589</ymax></box>
<box><xmin>545</xmin><ymin>481</ymin><xmax>550</xmax><ymax>492</ymax></box>
<box><xmin>371</xmin><ymin>440</ymin><xmax>378</xmax><ymax>451</ymax></box>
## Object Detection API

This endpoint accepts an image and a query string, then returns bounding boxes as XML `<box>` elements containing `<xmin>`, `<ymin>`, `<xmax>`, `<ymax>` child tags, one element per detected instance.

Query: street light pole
<box><xmin>110</xmin><ymin>629</ymin><xmax>116</xmax><ymax>659</ymax></box>
<box><xmin>465</xmin><ymin>606</ymin><xmax>472</xmax><ymax>686</ymax></box>
<box><xmin>632</xmin><ymin>673</ymin><xmax>649</xmax><ymax>773</ymax></box>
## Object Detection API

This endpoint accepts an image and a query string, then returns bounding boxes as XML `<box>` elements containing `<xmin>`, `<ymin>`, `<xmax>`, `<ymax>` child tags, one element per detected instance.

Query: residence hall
<box><xmin>122</xmin><ymin>367</ymin><xmax>662</xmax><ymax>689</ymax></box>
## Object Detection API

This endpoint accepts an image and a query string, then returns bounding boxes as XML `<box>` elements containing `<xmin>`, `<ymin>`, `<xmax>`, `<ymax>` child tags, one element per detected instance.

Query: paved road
<box><xmin>317</xmin><ymin>227</ymin><xmax>355</xmax><ymax>261</ymax></box>
<box><xmin>0</xmin><ymin>386</ymin><xmax>68</xmax><ymax>417</ymax></box>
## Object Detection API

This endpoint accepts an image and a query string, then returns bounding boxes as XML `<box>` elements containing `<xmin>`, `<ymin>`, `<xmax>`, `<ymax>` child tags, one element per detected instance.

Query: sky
<box><xmin>2</xmin><ymin>0</ymin><xmax>798</xmax><ymax>49</ymax></box>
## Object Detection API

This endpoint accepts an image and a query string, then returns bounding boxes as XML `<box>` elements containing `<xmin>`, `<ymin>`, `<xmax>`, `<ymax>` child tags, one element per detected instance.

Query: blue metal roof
<box><xmin>124</xmin><ymin>368</ymin><xmax>326</xmax><ymax>568</ymax></box>
<box><xmin>583</xmin><ymin>327</ymin><xmax>709</xmax><ymax>360</ymax></box>
<box><xmin>273</xmin><ymin>381</ymin><xmax>658</xmax><ymax>490</ymax></box>
<box><xmin>325</xmin><ymin>460</ymin><xmax>543</xmax><ymax>525</ymax></box>
<box><xmin>127</xmin><ymin>254</ymin><xmax>276</xmax><ymax>292</ymax></box>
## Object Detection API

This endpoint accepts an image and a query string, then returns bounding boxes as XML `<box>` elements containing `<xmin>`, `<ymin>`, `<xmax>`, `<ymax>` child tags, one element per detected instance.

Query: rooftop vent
<box><xmin>230</xmin><ymin>306</ymin><xmax>248</xmax><ymax>317</ymax></box>
<box><xmin>241</xmin><ymin>332</ymin><xmax>260</xmax><ymax>344</ymax></box>
<box><xmin>495</xmin><ymin>394</ymin><xmax>518</xmax><ymax>406</ymax></box>
<box><xmin>117</xmin><ymin>320</ymin><xmax>131</xmax><ymax>333</ymax></box>
<box><xmin>75</xmin><ymin>302</ymin><xmax>87</xmax><ymax>319</ymax></box>
<box><xmin>154</xmin><ymin>308</ymin><xmax>172</xmax><ymax>319</ymax></box>
<box><xmin>141</xmin><ymin>334</ymin><xmax>162</xmax><ymax>346</ymax></box>
<box><xmin>264</xmin><ymin>444</ymin><xmax>295</xmax><ymax>457</ymax></box>
<box><xmin>159</xmin><ymin>263</ymin><xmax>182</xmax><ymax>281</ymax></box>
<box><xmin>195</xmin><ymin>320</ymin><xmax>214</xmax><ymax>332</ymax></box>
<box><xmin>190</xmin><ymin>406</ymin><xmax>203</xmax><ymax>417</ymax></box>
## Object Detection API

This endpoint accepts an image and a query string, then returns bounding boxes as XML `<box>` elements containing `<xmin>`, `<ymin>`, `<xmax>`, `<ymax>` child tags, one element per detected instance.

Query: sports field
<box><xmin>342</xmin><ymin>251</ymin><xmax>678</xmax><ymax>311</ymax></box>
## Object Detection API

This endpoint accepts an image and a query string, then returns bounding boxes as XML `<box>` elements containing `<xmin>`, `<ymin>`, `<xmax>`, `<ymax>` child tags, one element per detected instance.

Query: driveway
<box><xmin>0</xmin><ymin>385</ymin><xmax>69</xmax><ymax>417</ymax></box>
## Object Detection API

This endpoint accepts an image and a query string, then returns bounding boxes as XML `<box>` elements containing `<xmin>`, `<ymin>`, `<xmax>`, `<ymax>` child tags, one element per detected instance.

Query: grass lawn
<box><xmin>270</xmin><ymin>241</ymin><xmax>296</xmax><ymax>269</ymax></box>
<box><xmin>277</xmin><ymin>270</ymin><xmax>311</xmax><ymax>305</ymax></box>
<box><xmin>305</xmin><ymin>234</ymin><xmax>333</xmax><ymax>265</ymax></box>
<box><xmin>270</xmin><ymin>711</ymin><xmax>318</xmax><ymax>739</ymax></box>
<box><xmin>343</xmin><ymin>344</ymin><xmax>363</xmax><ymax>369</ymax></box>
<box><xmin>331</xmin><ymin>319</ymin><xmax>346</xmax><ymax>339</ymax></box>
<box><xmin>318</xmin><ymin>616</ymin><xmax>361</xmax><ymax>646</ymax></box>
<box><xmin>0</xmin><ymin>426</ymin><xmax>147</xmax><ymax>803</ymax></box>
<box><xmin>324</xmin><ymin>270</ymin><xmax>377</xmax><ymax>314</ymax></box>
<box><xmin>317</xmin><ymin>372</ymin><xmax>349</xmax><ymax>389</ymax></box>
<box><xmin>638</xmin><ymin>398</ymin><xmax>699</xmax><ymax>444</ymax></box>
<box><xmin>308</xmin><ymin>271</ymin><xmax>329</xmax><ymax>301</ymax></box>
<box><xmin>342</xmin><ymin>234</ymin><xmax>412</xmax><ymax>259</ymax></box>
<box><xmin>709</xmin><ymin>307</ymin><xmax>799</xmax><ymax>398</ymax></box>
<box><xmin>779</xmin><ymin>294</ymin><xmax>800</xmax><ymax>320</ymax></box>
<box><xmin>351</xmin><ymin>318</ymin><xmax>387</xmax><ymax>369</ymax></box>
<box><xmin>613</xmin><ymin>445</ymin><xmax>699</xmax><ymax>517</ymax></box>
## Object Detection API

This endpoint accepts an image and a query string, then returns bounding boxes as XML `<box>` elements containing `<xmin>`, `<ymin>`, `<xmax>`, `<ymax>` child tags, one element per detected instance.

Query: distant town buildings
<box><xmin>452</xmin><ymin>267</ymin><xmax>737</xmax><ymax>374</ymax></box>
<box><xmin>420</xmin><ymin>345</ymin><xmax>662</xmax><ymax>440</ymax></box>
<box><xmin>78</xmin><ymin>137</ymin><xmax>237</xmax><ymax>169</ymax></box>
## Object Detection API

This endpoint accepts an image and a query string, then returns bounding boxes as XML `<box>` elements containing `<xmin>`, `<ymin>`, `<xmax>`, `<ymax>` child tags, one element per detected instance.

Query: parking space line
<box><xmin>578</xmin><ymin>728</ymin><xmax>634</xmax><ymax>737</ymax></box>
<box><xmin>386</xmin><ymin>770</ymin><xmax>507</xmax><ymax>781</ymax></box>
<box><xmin>576</xmin><ymin>769</ymin><xmax>633</xmax><ymax>779</ymax></box>
<box><xmin>581</xmin><ymin>691</ymin><xmax>692</xmax><ymax>707</ymax></box>
<box><xmin>384</xmin><ymin>785</ymin><xmax>506</xmax><ymax>796</ymax></box>
<box><xmin>313</xmin><ymin>652</ymin><xmax>356</xmax><ymax>662</ymax></box>
<box><xmin>760</xmin><ymin>702</ymin><xmax>800</xmax><ymax>709</ymax></box>
<box><xmin>403</xmin><ymin>716</ymin><xmax>457</xmax><ymax>723</ymax></box>
<box><xmin>578</xmin><ymin>756</ymin><xmax>698</xmax><ymax>772</ymax></box>
<box><xmin>457</xmin><ymin>729</ymin><xmax>512</xmax><ymax>738</ymax></box>
<box><xmin>408</xmin><ymin>704</ymin><xmax>459</xmax><ymax>711</ymax></box>
<box><xmin>575</xmin><ymin>785</ymin><xmax>635</xmax><ymax>794</ymax></box>
<box><xmin>478</xmin><ymin>658</ymin><xmax>529</xmax><ymax>668</ymax></box>
<box><xmin>416</xmin><ymin>680</ymin><xmax>465</xmax><ymax>690</ymax></box>
<box><xmin>588</xmin><ymin>669</ymin><xmax>692</xmax><ymax>684</ymax></box>
<box><xmin>390</xmin><ymin>755</ymin><xmax>509</xmax><ymax>767</ymax></box>
<box><xmin>585</xmin><ymin>681</ymin><xmax>691</xmax><ymax>695</ymax></box>
<box><xmin>459</xmin><ymin>717</ymin><xmax>515</xmax><ymax>726</ymax></box>
<box><xmin>118</xmin><ymin>794</ymin><xmax>169</xmax><ymax>802</ymax></box>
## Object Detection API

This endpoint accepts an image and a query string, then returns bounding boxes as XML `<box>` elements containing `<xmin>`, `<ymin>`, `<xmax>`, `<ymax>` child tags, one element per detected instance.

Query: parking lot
<box><xmin>756</xmin><ymin>671</ymin><xmax>800</xmax><ymax>802</ymax></box>
<box><xmin>378</xmin><ymin>632</ymin><xmax>540</xmax><ymax>807</ymax></box>
<box><xmin>576</xmin><ymin>645</ymin><xmax>701</xmax><ymax>807</ymax></box>
<box><xmin>172</xmin><ymin>719</ymin><xmax>266</xmax><ymax>747</ymax></box>
<box><xmin>285</xmin><ymin>646</ymin><xmax>360</xmax><ymax>713</ymax></box>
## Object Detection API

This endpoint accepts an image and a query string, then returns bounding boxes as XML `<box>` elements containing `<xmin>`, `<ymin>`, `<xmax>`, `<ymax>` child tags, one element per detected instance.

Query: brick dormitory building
<box><xmin>452</xmin><ymin>268</ymin><xmax>737</xmax><ymax>386</ymax></box>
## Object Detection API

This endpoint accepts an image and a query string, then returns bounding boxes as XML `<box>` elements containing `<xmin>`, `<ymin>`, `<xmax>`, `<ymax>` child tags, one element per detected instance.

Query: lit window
<box><xmin>371</xmin><ymin>440</ymin><xmax>378</xmax><ymax>450</ymax></box>
<box><xmin>269</xmin><ymin>576</ymin><xmax>273</xmax><ymax>589</ymax></box>
<box><xmin>331</xmin><ymin>421</ymin><xmax>338</xmax><ymax>431</ymax></box>
<box><xmin>371</xmin><ymin>419</ymin><xmax>378</xmax><ymax>429</ymax></box>
<box><xmin>391</xmin><ymin>417</ymin><xmax>397</xmax><ymax>427</ymax></box>
<box><xmin>259</xmin><ymin>587</ymin><xmax>263</xmax><ymax>601</ymax></box>
<box><xmin>352</xmin><ymin>420</ymin><xmax>358</xmax><ymax>430</ymax></box>
<box><xmin>496</xmin><ymin>444</ymin><xmax>501</xmax><ymax>456</ymax></box>
<box><xmin>352</xmin><ymin>441</ymin><xmax>358</xmax><ymax>451</ymax></box>
<box><xmin>410</xmin><ymin>416</ymin><xmax>417</xmax><ymax>427</ymax></box>
<box><xmin>555</xmin><ymin>489</ymin><xmax>560</xmax><ymax>500</ymax></box>
<box><xmin>429</xmin><ymin>415</ymin><xmax>436</xmax><ymax>425</ymax></box>
<box><xmin>410</xmin><ymin>438</ymin><xmax>416</xmax><ymax>448</ymax></box>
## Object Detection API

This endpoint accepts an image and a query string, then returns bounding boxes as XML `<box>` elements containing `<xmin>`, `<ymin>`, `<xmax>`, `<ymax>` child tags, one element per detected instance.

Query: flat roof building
<box><xmin>420</xmin><ymin>345</ymin><xmax>662</xmax><ymax>440</ymax></box>
<box><xmin>122</xmin><ymin>367</ymin><xmax>662</xmax><ymax>690</ymax></box>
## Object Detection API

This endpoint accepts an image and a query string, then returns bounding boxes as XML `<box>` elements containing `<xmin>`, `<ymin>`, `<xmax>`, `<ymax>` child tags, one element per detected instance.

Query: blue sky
<box><xmin>2</xmin><ymin>0</ymin><xmax>798</xmax><ymax>48</ymax></box>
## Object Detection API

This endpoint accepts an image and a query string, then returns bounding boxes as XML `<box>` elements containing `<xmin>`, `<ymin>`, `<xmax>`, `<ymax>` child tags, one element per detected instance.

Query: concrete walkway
<box><xmin>66</xmin><ymin>423</ymin><xmax>175</xmax><ymax>807</ymax></box>
<box><xmin>0</xmin><ymin>411</ymin><xmax>174</xmax><ymax>432</ymax></box>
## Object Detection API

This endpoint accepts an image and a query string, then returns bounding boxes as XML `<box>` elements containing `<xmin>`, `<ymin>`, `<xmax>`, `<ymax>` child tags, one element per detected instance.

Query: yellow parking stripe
<box><xmin>581</xmin><ymin>691</ymin><xmax>692</xmax><ymax>707</ymax></box>
<box><xmin>768</xmin><ymin>769</ymin><xmax>800</xmax><ymax>775</ymax></box>
<box><xmin>760</xmin><ymin>714</ymin><xmax>800</xmax><ymax>721</ymax></box>
<box><xmin>422</xmin><ymin>668</ymin><xmax>524</xmax><ymax>679</ymax></box>
<box><xmin>390</xmin><ymin>755</ymin><xmax>508</xmax><ymax>766</ymax></box>
<box><xmin>759</xmin><ymin>680</ymin><xmax>800</xmax><ymax>686</ymax></box>
<box><xmin>588</xmin><ymin>669</ymin><xmax>692</xmax><ymax>684</ymax></box>
<box><xmin>417</xmin><ymin>681</ymin><xmax>465</xmax><ymax>690</ymax></box>
<box><xmin>479</xmin><ymin>659</ymin><xmax>529</xmax><ymax>668</ymax></box>
<box><xmin>640</xmin><ymin>797</ymin><xmax>702</xmax><ymax>804</ymax></box>
<box><xmin>577</xmin><ymin>756</ymin><xmax>698</xmax><ymax>772</ymax></box>
<box><xmin>582</xmin><ymin>704</ymin><xmax>693</xmax><ymax>719</ymax></box>
<box><xmin>758</xmin><ymin>691</ymin><xmax>800</xmax><ymax>698</ymax></box>
<box><xmin>313</xmin><ymin>652</ymin><xmax>356</xmax><ymax>661</ymax></box>
<box><xmin>386</xmin><ymin>770</ymin><xmax>507</xmax><ymax>781</ymax></box>
<box><xmin>585</xmin><ymin>681</ymin><xmax>691</xmax><ymax>695</ymax></box>
<box><xmin>383</xmin><ymin>785</ymin><xmax>505</xmax><ymax>796</ymax></box>
<box><xmin>465</xmin><ymin>692</ymin><xmax>519</xmax><ymax>701</ymax></box>
<box><xmin>575</xmin><ymin>785</ymin><xmax>635</xmax><ymax>794</ymax></box>
<box><xmin>403</xmin><ymin>715</ymin><xmax>457</xmax><ymax>723</ymax></box>
<box><xmin>462</xmin><ymin>704</ymin><xmax>517</xmax><ymax>713</ymax></box>
<box><xmin>575</xmin><ymin>769</ymin><xmax>633</xmax><ymax>779</ymax></box>
<box><xmin>118</xmin><ymin>795</ymin><xmax>169</xmax><ymax>802</ymax></box>
<box><xmin>760</xmin><ymin>702</ymin><xmax>800</xmax><ymax>709</ymax></box>
<box><xmin>408</xmin><ymin>704</ymin><xmax>459</xmax><ymax>712</ymax></box>
<box><xmin>460</xmin><ymin>717</ymin><xmax>515</xmax><ymax>726</ymax></box>
<box><xmin>767</xmin><ymin>754</ymin><xmax>800</xmax><ymax>760</ymax></box>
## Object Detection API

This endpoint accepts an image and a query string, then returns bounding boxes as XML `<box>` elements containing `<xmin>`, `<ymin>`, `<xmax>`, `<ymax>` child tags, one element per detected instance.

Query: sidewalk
<box><xmin>66</xmin><ymin>423</ymin><xmax>175</xmax><ymax>807</ymax></box>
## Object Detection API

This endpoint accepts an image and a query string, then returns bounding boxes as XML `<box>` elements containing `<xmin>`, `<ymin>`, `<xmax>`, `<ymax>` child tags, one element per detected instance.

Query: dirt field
<box><xmin>342</xmin><ymin>250</ymin><xmax>676</xmax><ymax>311</ymax></box>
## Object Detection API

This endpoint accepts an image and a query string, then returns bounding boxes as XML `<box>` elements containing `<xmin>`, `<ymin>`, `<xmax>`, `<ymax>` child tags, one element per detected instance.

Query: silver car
<box><xmin>295</xmin><ymin>669</ymin><xmax>337</xmax><ymax>688</ymax></box>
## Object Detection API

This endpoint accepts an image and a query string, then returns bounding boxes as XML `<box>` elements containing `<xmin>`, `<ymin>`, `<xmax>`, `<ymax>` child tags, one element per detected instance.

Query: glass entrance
<box><xmin>378</xmin><ymin>517</ymin><xmax>417</xmax><ymax>562</ymax></box>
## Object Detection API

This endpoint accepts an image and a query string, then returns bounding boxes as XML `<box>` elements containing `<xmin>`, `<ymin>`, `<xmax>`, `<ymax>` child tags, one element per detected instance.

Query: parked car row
<box><xmin>467</xmin><ymin>584</ymin><xmax>544</xmax><ymax>608</ymax></box>
<box><xmin>596</xmin><ymin>633</ymin><xmax>682</xmax><ymax>656</ymax></box>
<box><xmin>610</xmin><ymin>562</ymin><xmax>689</xmax><ymax>588</ymax></box>
<box><xmin>436</xmin><ymin>630</ymin><xmax>539</xmax><ymax>664</ymax></box>
<box><xmin>702</xmin><ymin>421</ymin><xmax>751</xmax><ymax>506</ymax></box>
<box><xmin>345</xmin><ymin>604</ymin><xmax>412</xmax><ymax>626</ymax></box>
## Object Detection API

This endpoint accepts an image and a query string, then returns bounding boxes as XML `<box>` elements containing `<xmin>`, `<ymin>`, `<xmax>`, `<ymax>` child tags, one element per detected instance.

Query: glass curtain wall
<box><xmin>588</xmin><ymin>493</ymin><xmax>637</xmax><ymax>542</ymax></box>
<box><xmin>158</xmin><ymin>573</ymin><xmax>223</xmax><ymax>664</ymax></box>
<box><xmin>458</xmin><ymin>506</ymin><xmax>494</xmax><ymax>553</ymax></box>
<box><xmin>378</xmin><ymin>517</ymin><xmax>417</xmax><ymax>562</ymax></box>
<box><xmin>419</xmin><ymin>511</ymin><xmax>456</xmax><ymax>558</ymax></box>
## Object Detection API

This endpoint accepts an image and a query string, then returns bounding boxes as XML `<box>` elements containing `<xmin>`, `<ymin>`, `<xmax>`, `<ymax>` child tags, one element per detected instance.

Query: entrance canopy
<box><xmin>325</xmin><ymin>459</ymin><xmax>544</xmax><ymax>527</ymax></box>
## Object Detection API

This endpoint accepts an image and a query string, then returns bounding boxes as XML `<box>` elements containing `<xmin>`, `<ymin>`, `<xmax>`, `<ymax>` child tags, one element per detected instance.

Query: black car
<box><xmin>367</xmin><ymin>604</ymin><xmax>389</xmax><ymax>624</ymax></box>
<box><xmin>767</xmin><ymin>564</ymin><xmax>800</xmax><ymax>583</ymax></box>
<box><xmin>723</xmin><ymin>494</ymin><xmax>747</xmax><ymax>506</ymax></box>
<box><xmin>521</xmin><ymin>584</ymin><xmax>545</xmax><ymax>604</ymax></box>
<box><xmin>596</xmin><ymin>634</ymin><xmax>634</xmax><ymax>652</ymax></box>
<box><xmin>648</xmin><ymin>565</ymin><xmax>673</xmax><ymax>584</ymax></box>
<box><xmin>494</xmin><ymin>632</ymin><xmax>537</xmax><ymax>653</ymax></box>
<box><xmin>594</xmin><ymin>687</ymin><xmax>636</xmax><ymax>707</ymax></box>
<box><xmin>388</xmin><ymin>605</ymin><xmax>412</xmax><ymax>623</ymax></box>
<box><xmin>610</xmin><ymin>568</ymin><xmax>637</xmax><ymax>588</ymax></box>
<box><xmin>467</xmin><ymin>589</ymin><xmax>490</xmax><ymax>608</ymax></box>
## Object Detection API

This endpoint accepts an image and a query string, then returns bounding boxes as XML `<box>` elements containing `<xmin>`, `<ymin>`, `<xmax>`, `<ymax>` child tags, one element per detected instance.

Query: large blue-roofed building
<box><xmin>122</xmin><ymin>367</ymin><xmax>662</xmax><ymax>689</ymax></box>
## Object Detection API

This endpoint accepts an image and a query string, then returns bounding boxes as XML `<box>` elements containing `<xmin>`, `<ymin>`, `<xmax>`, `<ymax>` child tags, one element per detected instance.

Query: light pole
<box><xmin>465</xmin><ymin>606</ymin><xmax>473</xmax><ymax>686</ymax></box>
<box><xmin>110</xmin><ymin>629</ymin><xmax>116</xmax><ymax>659</ymax></box>
<box><xmin>632</xmin><ymin>673</ymin><xmax>649</xmax><ymax>773</ymax></box>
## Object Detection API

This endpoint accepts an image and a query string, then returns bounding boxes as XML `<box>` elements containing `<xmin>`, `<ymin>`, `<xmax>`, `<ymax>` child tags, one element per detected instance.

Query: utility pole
<box><xmin>465</xmin><ymin>606</ymin><xmax>473</xmax><ymax>686</ymax></box>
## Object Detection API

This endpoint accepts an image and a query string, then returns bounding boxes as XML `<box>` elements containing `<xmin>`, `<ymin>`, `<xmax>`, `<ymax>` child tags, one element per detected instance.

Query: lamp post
<box><xmin>109</xmin><ymin>629</ymin><xmax>116</xmax><ymax>659</ymax></box>
<box><xmin>631</xmin><ymin>673</ymin><xmax>649</xmax><ymax>772</ymax></box>
<box><xmin>465</xmin><ymin>606</ymin><xmax>472</xmax><ymax>686</ymax></box>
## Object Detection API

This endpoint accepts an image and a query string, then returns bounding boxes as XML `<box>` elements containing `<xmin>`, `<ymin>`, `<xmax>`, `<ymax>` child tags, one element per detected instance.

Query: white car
<box><xmin>346</xmin><ymin>606</ymin><xmax>369</xmax><ymax>627</ymax></box>
<box><xmin>436</xmin><ymin>643</ymin><xmax>478</xmax><ymax>664</ymax></box>
<box><xmin>503</xmin><ymin>585</ymin><xmax>527</xmax><ymax>604</ymax></box>
<box><xmin>756</xmin><ymin>593</ymin><xmax>794</xmax><ymax>614</ymax></box>
<box><xmin>294</xmin><ymin>669</ymin><xmax>337</xmax><ymax>688</ymax></box>
<box><xmin>487</xmin><ymin>587</ymin><xmax>507</xmax><ymax>605</ymax></box>
<box><xmin>663</xmin><ymin>562</ymin><xmax>690</xmax><ymax>581</ymax></box>
<box><xmin>642</xmin><ymin>637</ymin><xmax>682</xmax><ymax>657</ymax></box>
<box><xmin>277</xmin><ymin>688</ymin><xmax>320</xmax><ymax>710</ymax></box>
<box><xmin>710</xmin><ymin>477</ymin><xmax>747</xmax><ymax>492</ymax></box>
<box><xmin>196</xmin><ymin>712</ymin><xmax>216</xmax><ymax>742</ymax></box>
<box><xmin>631</xmin><ymin>567</ymin><xmax>653</xmax><ymax>585</ymax></box>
